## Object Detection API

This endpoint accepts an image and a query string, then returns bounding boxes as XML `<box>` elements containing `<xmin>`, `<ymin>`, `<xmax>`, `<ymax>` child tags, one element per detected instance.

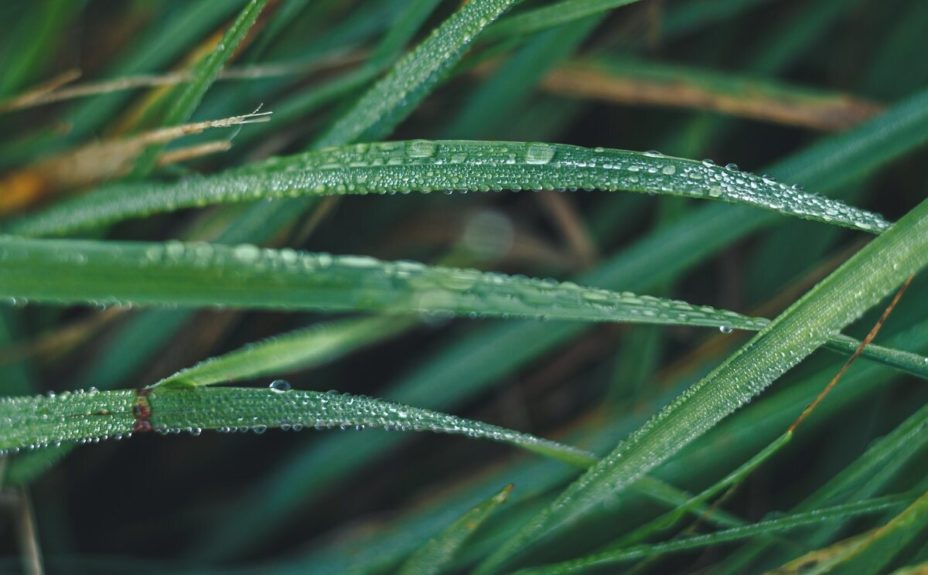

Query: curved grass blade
<box><xmin>155</xmin><ymin>316</ymin><xmax>411</xmax><ymax>388</ymax></box>
<box><xmin>512</xmin><ymin>495</ymin><xmax>913</xmax><ymax>575</ymax></box>
<box><xmin>313</xmin><ymin>0</ymin><xmax>520</xmax><ymax>146</ymax></box>
<box><xmin>398</xmin><ymin>484</ymin><xmax>513</xmax><ymax>575</ymax></box>
<box><xmin>475</xmin><ymin>198</ymin><xmax>928</xmax><ymax>574</ymax></box>
<box><xmin>0</xmin><ymin>387</ymin><xmax>596</xmax><ymax>468</ymax></box>
<box><xmin>1</xmin><ymin>236</ymin><xmax>925</xmax><ymax>377</ymax></box>
<box><xmin>5</xmin><ymin>141</ymin><xmax>890</xmax><ymax>238</ymax></box>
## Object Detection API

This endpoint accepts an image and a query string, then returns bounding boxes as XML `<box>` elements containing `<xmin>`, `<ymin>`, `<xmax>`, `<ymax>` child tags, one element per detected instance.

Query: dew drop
<box><xmin>233</xmin><ymin>244</ymin><xmax>261</xmax><ymax>263</ymax></box>
<box><xmin>719</xmin><ymin>325</ymin><xmax>733</xmax><ymax>334</ymax></box>
<box><xmin>661</xmin><ymin>165</ymin><xmax>676</xmax><ymax>175</ymax></box>
<box><xmin>525</xmin><ymin>143</ymin><xmax>555</xmax><ymax>165</ymax></box>
<box><xmin>269</xmin><ymin>379</ymin><xmax>291</xmax><ymax>393</ymax></box>
<box><xmin>406</xmin><ymin>140</ymin><xmax>436</xmax><ymax>158</ymax></box>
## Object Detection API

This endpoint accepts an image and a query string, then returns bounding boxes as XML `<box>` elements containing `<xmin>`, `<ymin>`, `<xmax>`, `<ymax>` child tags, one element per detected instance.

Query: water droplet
<box><xmin>233</xmin><ymin>244</ymin><xmax>261</xmax><ymax>263</ymax></box>
<box><xmin>406</xmin><ymin>140</ymin><xmax>436</xmax><ymax>158</ymax></box>
<box><xmin>661</xmin><ymin>165</ymin><xmax>676</xmax><ymax>175</ymax></box>
<box><xmin>525</xmin><ymin>143</ymin><xmax>555</xmax><ymax>165</ymax></box>
<box><xmin>269</xmin><ymin>379</ymin><xmax>291</xmax><ymax>393</ymax></box>
<box><xmin>719</xmin><ymin>325</ymin><xmax>733</xmax><ymax>334</ymax></box>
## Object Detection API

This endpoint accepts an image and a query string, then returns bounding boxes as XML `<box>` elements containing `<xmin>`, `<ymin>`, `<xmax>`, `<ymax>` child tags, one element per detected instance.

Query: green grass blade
<box><xmin>225</xmin><ymin>80</ymin><xmax>928</xmax><ymax>551</ymax></box>
<box><xmin>398</xmin><ymin>485</ymin><xmax>513</xmax><ymax>575</ymax></box>
<box><xmin>513</xmin><ymin>495</ymin><xmax>913</xmax><ymax>575</ymax></box>
<box><xmin>444</xmin><ymin>19</ymin><xmax>600</xmax><ymax>139</ymax></box>
<box><xmin>66</xmin><ymin>1</ymin><xmax>249</xmax><ymax>139</ymax></box>
<box><xmin>0</xmin><ymin>0</ymin><xmax>80</xmax><ymax>97</ymax></box>
<box><xmin>6</xmin><ymin>141</ymin><xmax>890</xmax><ymax>237</ymax></box>
<box><xmin>0</xmin><ymin>387</ymin><xmax>597</xmax><ymax>468</ymax></box>
<box><xmin>485</xmin><ymin>0</ymin><xmax>639</xmax><ymax>40</ymax></box>
<box><xmin>0</xmin><ymin>235</ymin><xmax>772</xmax><ymax>323</ymax></box>
<box><xmin>155</xmin><ymin>316</ymin><xmax>411</xmax><ymax>388</ymax></box>
<box><xmin>3</xmin><ymin>235</ymin><xmax>925</xmax><ymax>377</ymax></box>
<box><xmin>475</xmin><ymin>198</ymin><xmax>928</xmax><ymax>573</ymax></box>
<box><xmin>829</xmin><ymin>490</ymin><xmax>928</xmax><ymax>575</ymax></box>
<box><xmin>313</xmin><ymin>0</ymin><xmax>521</xmax><ymax>146</ymax></box>
<box><xmin>609</xmin><ymin>432</ymin><xmax>793</xmax><ymax>550</ymax></box>
<box><xmin>131</xmin><ymin>0</ymin><xmax>269</xmax><ymax>176</ymax></box>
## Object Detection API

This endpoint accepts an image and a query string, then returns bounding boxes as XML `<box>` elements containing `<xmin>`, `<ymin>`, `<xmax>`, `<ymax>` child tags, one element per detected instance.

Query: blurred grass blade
<box><xmin>541</xmin><ymin>58</ymin><xmax>881</xmax><ymax>131</ymax></box>
<box><xmin>6</xmin><ymin>141</ymin><xmax>890</xmax><ymax>237</ymax></box>
<box><xmin>513</xmin><ymin>495</ymin><xmax>913</xmax><ymax>575</ymax></box>
<box><xmin>485</xmin><ymin>0</ymin><xmax>639</xmax><ymax>40</ymax></box>
<box><xmin>0</xmin><ymin>387</ymin><xmax>597</xmax><ymax>468</ymax></box>
<box><xmin>772</xmin><ymin>490</ymin><xmax>928</xmax><ymax>575</ymax></box>
<box><xmin>66</xmin><ymin>1</ymin><xmax>250</xmax><ymax>139</ymax></box>
<box><xmin>155</xmin><ymin>316</ymin><xmax>411</xmax><ymax>388</ymax></box>
<box><xmin>0</xmin><ymin>0</ymin><xmax>80</xmax><ymax>97</ymax></box>
<box><xmin>398</xmin><ymin>485</ymin><xmax>513</xmax><ymax>575</ymax></box>
<box><xmin>610</xmin><ymin>432</ymin><xmax>793</xmax><ymax>549</ymax></box>
<box><xmin>313</xmin><ymin>0</ymin><xmax>520</xmax><ymax>146</ymax></box>
<box><xmin>0</xmin><ymin>112</ymin><xmax>269</xmax><ymax>216</ymax></box>
<box><xmin>475</xmin><ymin>198</ymin><xmax>928</xmax><ymax>573</ymax></box>
<box><xmin>131</xmin><ymin>0</ymin><xmax>269</xmax><ymax>176</ymax></box>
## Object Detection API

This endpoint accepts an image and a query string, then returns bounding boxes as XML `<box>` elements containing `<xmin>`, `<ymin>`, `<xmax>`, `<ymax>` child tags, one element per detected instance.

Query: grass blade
<box><xmin>313</xmin><ymin>0</ymin><xmax>521</xmax><ymax>146</ymax></box>
<box><xmin>475</xmin><ymin>198</ymin><xmax>928</xmax><ymax>573</ymax></box>
<box><xmin>130</xmin><ymin>0</ymin><xmax>269</xmax><ymax>176</ymax></box>
<box><xmin>2</xmin><ymin>235</ymin><xmax>925</xmax><ymax>377</ymax></box>
<box><xmin>155</xmin><ymin>316</ymin><xmax>411</xmax><ymax>388</ymax></box>
<box><xmin>513</xmin><ymin>495</ymin><xmax>913</xmax><ymax>575</ymax></box>
<box><xmin>6</xmin><ymin>141</ymin><xmax>890</xmax><ymax>238</ymax></box>
<box><xmin>773</xmin><ymin>490</ymin><xmax>928</xmax><ymax>575</ymax></box>
<box><xmin>0</xmin><ymin>386</ymin><xmax>596</xmax><ymax>468</ymax></box>
<box><xmin>485</xmin><ymin>0</ymin><xmax>639</xmax><ymax>40</ymax></box>
<box><xmin>398</xmin><ymin>485</ymin><xmax>513</xmax><ymax>575</ymax></box>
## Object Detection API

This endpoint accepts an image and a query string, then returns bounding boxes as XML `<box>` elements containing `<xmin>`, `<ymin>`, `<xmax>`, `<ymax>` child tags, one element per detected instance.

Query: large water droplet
<box><xmin>233</xmin><ymin>244</ymin><xmax>261</xmax><ymax>263</ymax></box>
<box><xmin>719</xmin><ymin>325</ymin><xmax>733</xmax><ymax>334</ymax></box>
<box><xmin>525</xmin><ymin>143</ymin><xmax>555</xmax><ymax>165</ymax></box>
<box><xmin>269</xmin><ymin>379</ymin><xmax>291</xmax><ymax>393</ymax></box>
<box><xmin>406</xmin><ymin>140</ymin><xmax>436</xmax><ymax>158</ymax></box>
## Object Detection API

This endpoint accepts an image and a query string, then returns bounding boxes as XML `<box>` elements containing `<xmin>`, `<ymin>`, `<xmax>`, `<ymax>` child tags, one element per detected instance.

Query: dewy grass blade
<box><xmin>195</xmin><ymin>86</ymin><xmax>928</xmax><ymax>557</ymax></box>
<box><xmin>5</xmin><ymin>141</ymin><xmax>890</xmax><ymax>238</ymax></box>
<box><xmin>398</xmin><ymin>485</ymin><xmax>513</xmax><ymax>575</ymax></box>
<box><xmin>475</xmin><ymin>199</ymin><xmax>928</xmax><ymax>573</ymax></box>
<box><xmin>0</xmin><ymin>236</ymin><xmax>925</xmax><ymax>377</ymax></box>
<box><xmin>313</xmin><ymin>0</ymin><xmax>521</xmax><ymax>146</ymax></box>
<box><xmin>0</xmin><ymin>387</ymin><xmax>597</xmax><ymax>468</ymax></box>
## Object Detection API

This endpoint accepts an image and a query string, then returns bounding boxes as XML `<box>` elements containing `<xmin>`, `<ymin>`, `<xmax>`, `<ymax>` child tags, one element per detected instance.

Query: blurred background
<box><xmin>1</xmin><ymin>0</ymin><xmax>927</xmax><ymax>572</ymax></box>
